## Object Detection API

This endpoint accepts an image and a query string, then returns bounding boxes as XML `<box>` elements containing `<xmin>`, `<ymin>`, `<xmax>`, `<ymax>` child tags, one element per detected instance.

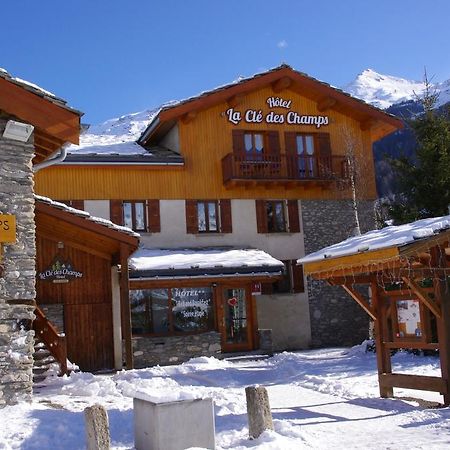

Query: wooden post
<box><xmin>119</xmin><ymin>243</ymin><xmax>133</xmax><ymax>370</ymax></box>
<box><xmin>371</xmin><ymin>281</ymin><xmax>393</xmax><ymax>398</ymax></box>
<box><xmin>431</xmin><ymin>245</ymin><xmax>450</xmax><ymax>406</ymax></box>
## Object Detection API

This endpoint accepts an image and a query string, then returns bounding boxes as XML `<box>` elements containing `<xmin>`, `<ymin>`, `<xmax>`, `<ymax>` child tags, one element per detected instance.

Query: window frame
<box><xmin>123</xmin><ymin>200</ymin><xmax>147</xmax><ymax>232</ymax></box>
<box><xmin>266</xmin><ymin>200</ymin><xmax>287</xmax><ymax>233</ymax></box>
<box><xmin>197</xmin><ymin>200</ymin><xmax>220</xmax><ymax>233</ymax></box>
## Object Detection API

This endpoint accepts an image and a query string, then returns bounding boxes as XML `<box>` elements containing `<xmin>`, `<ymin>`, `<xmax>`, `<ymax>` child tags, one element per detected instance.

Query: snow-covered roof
<box><xmin>129</xmin><ymin>247</ymin><xmax>284</xmax><ymax>279</ymax></box>
<box><xmin>0</xmin><ymin>67</ymin><xmax>82</xmax><ymax>115</ymax></box>
<box><xmin>35</xmin><ymin>195</ymin><xmax>140</xmax><ymax>238</ymax></box>
<box><xmin>298</xmin><ymin>215</ymin><xmax>450</xmax><ymax>265</ymax></box>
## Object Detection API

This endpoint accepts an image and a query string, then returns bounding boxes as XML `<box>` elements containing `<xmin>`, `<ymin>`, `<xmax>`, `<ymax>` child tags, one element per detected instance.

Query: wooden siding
<box><xmin>35</xmin><ymin>85</ymin><xmax>377</xmax><ymax>200</ymax></box>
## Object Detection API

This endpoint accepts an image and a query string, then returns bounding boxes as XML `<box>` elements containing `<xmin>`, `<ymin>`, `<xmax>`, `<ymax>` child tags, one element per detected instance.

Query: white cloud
<box><xmin>277</xmin><ymin>40</ymin><xmax>288</xmax><ymax>49</ymax></box>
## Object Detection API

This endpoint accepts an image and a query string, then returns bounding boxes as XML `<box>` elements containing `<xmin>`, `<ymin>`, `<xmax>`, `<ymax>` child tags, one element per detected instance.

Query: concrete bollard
<box><xmin>84</xmin><ymin>404</ymin><xmax>110</xmax><ymax>450</ymax></box>
<box><xmin>245</xmin><ymin>386</ymin><xmax>274</xmax><ymax>439</ymax></box>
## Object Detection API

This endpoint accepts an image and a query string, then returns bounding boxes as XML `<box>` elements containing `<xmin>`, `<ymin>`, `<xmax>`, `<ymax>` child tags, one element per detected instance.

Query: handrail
<box><xmin>33</xmin><ymin>306</ymin><xmax>68</xmax><ymax>376</ymax></box>
<box><xmin>222</xmin><ymin>152</ymin><xmax>349</xmax><ymax>183</ymax></box>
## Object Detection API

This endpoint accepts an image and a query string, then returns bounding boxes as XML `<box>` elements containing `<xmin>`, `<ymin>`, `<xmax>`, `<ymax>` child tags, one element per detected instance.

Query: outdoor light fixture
<box><xmin>3</xmin><ymin>120</ymin><xmax>34</xmax><ymax>142</ymax></box>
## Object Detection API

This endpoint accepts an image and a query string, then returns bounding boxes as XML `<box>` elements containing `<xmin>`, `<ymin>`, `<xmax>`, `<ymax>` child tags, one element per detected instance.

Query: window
<box><xmin>197</xmin><ymin>201</ymin><xmax>218</xmax><ymax>232</ymax></box>
<box><xmin>295</xmin><ymin>134</ymin><xmax>315</xmax><ymax>178</ymax></box>
<box><xmin>244</xmin><ymin>132</ymin><xmax>264</xmax><ymax>159</ymax></box>
<box><xmin>266</xmin><ymin>200</ymin><xmax>286</xmax><ymax>232</ymax></box>
<box><xmin>255</xmin><ymin>200</ymin><xmax>300</xmax><ymax>234</ymax></box>
<box><xmin>186</xmin><ymin>199</ymin><xmax>232</xmax><ymax>234</ymax></box>
<box><xmin>131</xmin><ymin>287</ymin><xmax>215</xmax><ymax>335</ymax></box>
<box><xmin>123</xmin><ymin>201</ymin><xmax>147</xmax><ymax>231</ymax></box>
<box><xmin>263</xmin><ymin>260</ymin><xmax>305</xmax><ymax>294</ymax></box>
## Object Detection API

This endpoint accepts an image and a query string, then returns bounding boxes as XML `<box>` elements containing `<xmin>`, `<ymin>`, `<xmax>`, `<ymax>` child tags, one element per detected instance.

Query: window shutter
<box><xmin>287</xmin><ymin>200</ymin><xmax>300</xmax><ymax>233</ymax></box>
<box><xmin>292</xmin><ymin>262</ymin><xmax>305</xmax><ymax>293</ymax></box>
<box><xmin>71</xmin><ymin>200</ymin><xmax>84</xmax><ymax>210</ymax></box>
<box><xmin>185</xmin><ymin>200</ymin><xmax>198</xmax><ymax>234</ymax></box>
<box><xmin>284</xmin><ymin>132</ymin><xmax>297</xmax><ymax>155</ymax></box>
<box><xmin>219</xmin><ymin>199</ymin><xmax>232</xmax><ymax>233</ymax></box>
<box><xmin>255</xmin><ymin>200</ymin><xmax>268</xmax><ymax>233</ymax></box>
<box><xmin>232</xmin><ymin>130</ymin><xmax>245</xmax><ymax>154</ymax></box>
<box><xmin>147</xmin><ymin>199</ymin><xmax>161</xmax><ymax>233</ymax></box>
<box><xmin>261</xmin><ymin>282</ymin><xmax>273</xmax><ymax>295</ymax></box>
<box><xmin>315</xmin><ymin>133</ymin><xmax>332</xmax><ymax>177</ymax></box>
<box><xmin>110</xmin><ymin>200</ymin><xmax>123</xmax><ymax>226</ymax></box>
<box><xmin>267</xmin><ymin>131</ymin><xmax>280</xmax><ymax>155</ymax></box>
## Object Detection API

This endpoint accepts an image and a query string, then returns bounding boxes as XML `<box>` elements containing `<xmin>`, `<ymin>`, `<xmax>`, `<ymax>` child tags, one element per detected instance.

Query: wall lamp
<box><xmin>3</xmin><ymin>120</ymin><xmax>34</xmax><ymax>143</ymax></box>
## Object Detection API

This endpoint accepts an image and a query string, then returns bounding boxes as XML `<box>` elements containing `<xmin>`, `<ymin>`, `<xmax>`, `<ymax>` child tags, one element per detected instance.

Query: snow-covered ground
<box><xmin>1</xmin><ymin>345</ymin><xmax>449</xmax><ymax>449</ymax></box>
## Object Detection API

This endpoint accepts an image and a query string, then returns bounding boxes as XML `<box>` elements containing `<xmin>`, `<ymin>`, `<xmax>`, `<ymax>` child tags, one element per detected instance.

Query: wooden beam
<box><xmin>317</xmin><ymin>96</ymin><xmax>337</xmax><ymax>112</ymax></box>
<box><xmin>401</xmin><ymin>277</ymin><xmax>441</xmax><ymax>319</ymax></box>
<box><xmin>342</xmin><ymin>284</ymin><xmax>377</xmax><ymax>320</ymax></box>
<box><xmin>119</xmin><ymin>243</ymin><xmax>133</xmax><ymax>370</ymax></box>
<box><xmin>227</xmin><ymin>94</ymin><xmax>245</xmax><ymax>108</ymax></box>
<box><xmin>271</xmin><ymin>76</ymin><xmax>291</xmax><ymax>93</ymax></box>
<box><xmin>379</xmin><ymin>373</ymin><xmax>447</xmax><ymax>394</ymax></box>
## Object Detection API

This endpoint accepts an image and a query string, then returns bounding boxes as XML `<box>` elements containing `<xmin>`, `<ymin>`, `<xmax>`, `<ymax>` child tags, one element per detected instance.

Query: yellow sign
<box><xmin>0</xmin><ymin>215</ymin><xmax>16</xmax><ymax>243</ymax></box>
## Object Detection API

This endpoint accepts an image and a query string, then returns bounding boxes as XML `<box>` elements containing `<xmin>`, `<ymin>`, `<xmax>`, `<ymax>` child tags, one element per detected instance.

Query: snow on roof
<box><xmin>35</xmin><ymin>195</ymin><xmax>140</xmax><ymax>238</ymax></box>
<box><xmin>298</xmin><ymin>215</ymin><xmax>450</xmax><ymax>265</ymax></box>
<box><xmin>0</xmin><ymin>67</ymin><xmax>82</xmax><ymax>114</ymax></box>
<box><xmin>129</xmin><ymin>247</ymin><xmax>284</xmax><ymax>273</ymax></box>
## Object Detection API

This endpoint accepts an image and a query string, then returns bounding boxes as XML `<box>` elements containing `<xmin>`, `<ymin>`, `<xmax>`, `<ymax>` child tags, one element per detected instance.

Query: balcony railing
<box><xmin>222</xmin><ymin>153</ymin><xmax>349</xmax><ymax>185</ymax></box>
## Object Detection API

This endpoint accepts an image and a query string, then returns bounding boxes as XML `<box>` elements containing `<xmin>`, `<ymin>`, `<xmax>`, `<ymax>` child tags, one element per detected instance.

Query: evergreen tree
<box><xmin>388</xmin><ymin>76</ymin><xmax>450</xmax><ymax>224</ymax></box>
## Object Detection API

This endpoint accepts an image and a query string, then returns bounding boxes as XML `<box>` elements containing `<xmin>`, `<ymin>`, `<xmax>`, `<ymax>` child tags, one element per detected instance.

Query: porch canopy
<box><xmin>129</xmin><ymin>247</ymin><xmax>284</xmax><ymax>281</ymax></box>
<box><xmin>298</xmin><ymin>215</ymin><xmax>450</xmax><ymax>405</ymax></box>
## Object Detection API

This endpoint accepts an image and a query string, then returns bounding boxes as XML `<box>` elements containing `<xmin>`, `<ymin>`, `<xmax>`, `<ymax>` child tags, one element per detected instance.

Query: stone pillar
<box><xmin>85</xmin><ymin>404</ymin><xmax>110</xmax><ymax>450</ymax></box>
<box><xmin>245</xmin><ymin>386</ymin><xmax>274</xmax><ymax>439</ymax></box>
<box><xmin>301</xmin><ymin>200</ymin><xmax>374</xmax><ymax>348</ymax></box>
<box><xmin>0</xmin><ymin>118</ymin><xmax>36</xmax><ymax>406</ymax></box>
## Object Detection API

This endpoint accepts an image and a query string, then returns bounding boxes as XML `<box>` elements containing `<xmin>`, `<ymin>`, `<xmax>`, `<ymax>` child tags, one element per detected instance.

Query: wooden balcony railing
<box><xmin>222</xmin><ymin>153</ymin><xmax>349</xmax><ymax>185</ymax></box>
<box><xmin>33</xmin><ymin>306</ymin><xmax>68</xmax><ymax>376</ymax></box>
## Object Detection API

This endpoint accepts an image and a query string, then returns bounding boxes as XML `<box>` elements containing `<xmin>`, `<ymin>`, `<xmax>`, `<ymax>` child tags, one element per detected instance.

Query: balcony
<box><xmin>222</xmin><ymin>153</ymin><xmax>349</xmax><ymax>188</ymax></box>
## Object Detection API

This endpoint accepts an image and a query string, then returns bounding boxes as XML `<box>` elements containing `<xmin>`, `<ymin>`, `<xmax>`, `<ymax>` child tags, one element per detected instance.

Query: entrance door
<box><xmin>220</xmin><ymin>287</ymin><xmax>253</xmax><ymax>352</ymax></box>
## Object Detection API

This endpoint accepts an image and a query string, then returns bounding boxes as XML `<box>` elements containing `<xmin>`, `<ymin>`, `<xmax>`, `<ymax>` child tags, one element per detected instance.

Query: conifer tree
<box><xmin>389</xmin><ymin>74</ymin><xmax>450</xmax><ymax>224</ymax></box>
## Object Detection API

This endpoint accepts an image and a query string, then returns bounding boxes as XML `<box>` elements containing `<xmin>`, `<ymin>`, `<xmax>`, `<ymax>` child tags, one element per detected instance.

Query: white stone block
<box><xmin>134</xmin><ymin>394</ymin><xmax>215</xmax><ymax>450</ymax></box>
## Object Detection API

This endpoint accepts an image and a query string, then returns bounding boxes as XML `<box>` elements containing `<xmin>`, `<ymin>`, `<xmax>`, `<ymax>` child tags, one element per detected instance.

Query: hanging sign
<box><xmin>0</xmin><ymin>214</ymin><xmax>16</xmax><ymax>243</ymax></box>
<box><xmin>38</xmin><ymin>256</ymin><xmax>83</xmax><ymax>284</ymax></box>
<box><xmin>224</xmin><ymin>96</ymin><xmax>329</xmax><ymax>129</ymax></box>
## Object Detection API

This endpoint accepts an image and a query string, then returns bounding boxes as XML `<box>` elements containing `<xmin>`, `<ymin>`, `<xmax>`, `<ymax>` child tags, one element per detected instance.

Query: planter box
<box><xmin>134</xmin><ymin>393</ymin><xmax>215</xmax><ymax>450</ymax></box>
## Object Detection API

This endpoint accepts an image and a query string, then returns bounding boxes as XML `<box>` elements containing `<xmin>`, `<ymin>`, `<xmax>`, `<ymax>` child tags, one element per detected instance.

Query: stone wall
<box><xmin>301</xmin><ymin>199</ymin><xmax>375</xmax><ymax>347</ymax></box>
<box><xmin>0</xmin><ymin>118</ymin><xmax>36</xmax><ymax>406</ymax></box>
<box><xmin>132</xmin><ymin>331</ymin><xmax>221</xmax><ymax>368</ymax></box>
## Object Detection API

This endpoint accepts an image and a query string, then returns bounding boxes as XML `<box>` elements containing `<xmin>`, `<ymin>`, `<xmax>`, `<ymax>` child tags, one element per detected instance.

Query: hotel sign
<box><xmin>0</xmin><ymin>215</ymin><xmax>16</xmax><ymax>243</ymax></box>
<box><xmin>38</xmin><ymin>257</ymin><xmax>83</xmax><ymax>284</ymax></box>
<box><xmin>225</xmin><ymin>96</ymin><xmax>329</xmax><ymax>129</ymax></box>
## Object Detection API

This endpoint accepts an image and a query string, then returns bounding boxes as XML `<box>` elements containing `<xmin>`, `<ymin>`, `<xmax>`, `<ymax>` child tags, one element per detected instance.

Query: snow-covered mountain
<box><xmin>344</xmin><ymin>68</ymin><xmax>450</xmax><ymax>109</ymax></box>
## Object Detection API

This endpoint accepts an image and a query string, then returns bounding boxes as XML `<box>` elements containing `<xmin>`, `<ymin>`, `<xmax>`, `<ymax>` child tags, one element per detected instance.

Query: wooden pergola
<box><xmin>301</xmin><ymin>224</ymin><xmax>450</xmax><ymax>405</ymax></box>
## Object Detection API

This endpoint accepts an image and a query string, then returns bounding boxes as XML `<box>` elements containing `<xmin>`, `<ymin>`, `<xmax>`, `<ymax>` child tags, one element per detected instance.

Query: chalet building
<box><xmin>35</xmin><ymin>65</ymin><xmax>403</xmax><ymax>368</ymax></box>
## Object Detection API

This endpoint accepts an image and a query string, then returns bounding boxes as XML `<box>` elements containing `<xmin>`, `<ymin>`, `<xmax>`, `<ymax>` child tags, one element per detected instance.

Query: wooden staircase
<box><xmin>32</xmin><ymin>307</ymin><xmax>69</xmax><ymax>383</ymax></box>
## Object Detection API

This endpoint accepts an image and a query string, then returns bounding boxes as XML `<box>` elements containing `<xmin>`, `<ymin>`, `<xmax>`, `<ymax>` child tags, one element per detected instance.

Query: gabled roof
<box><xmin>139</xmin><ymin>64</ymin><xmax>403</xmax><ymax>145</ymax></box>
<box><xmin>0</xmin><ymin>68</ymin><xmax>82</xmax><ymax>163</ymax></box>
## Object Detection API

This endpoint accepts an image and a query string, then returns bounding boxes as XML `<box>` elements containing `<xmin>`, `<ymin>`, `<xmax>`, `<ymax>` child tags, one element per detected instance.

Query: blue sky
<box><xmin>2</xmin><ymin>1</ymin><xmax>450</xmax><ymax>124</ymax></box>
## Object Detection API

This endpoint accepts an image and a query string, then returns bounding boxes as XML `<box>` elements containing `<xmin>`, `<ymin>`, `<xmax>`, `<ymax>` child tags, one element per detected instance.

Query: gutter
<box><xmin>33</xmin><ymin>145</ymin><xmax>68</xmax><ymax>172</ymax></box>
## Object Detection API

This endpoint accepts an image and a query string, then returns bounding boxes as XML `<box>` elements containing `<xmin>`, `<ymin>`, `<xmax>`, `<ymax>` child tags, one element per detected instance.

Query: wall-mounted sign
<box><xmin>38</xmin><ymin>256</ymin><xmax>83</xmax><ymax>284</ymax></box>
<box><xmin>224</xmin><ymin>96</ymin><xmax>329</xmax><ymax>129</ymax></box>
<box><xmin>251</xmin><ymin>282</ymin><xmax>262</xmax><ymax>296</ymax></box>
<box><xmin>0</xmin><ymin>214</ymin><xmax>16</xmax><ymax>243</ymax></box>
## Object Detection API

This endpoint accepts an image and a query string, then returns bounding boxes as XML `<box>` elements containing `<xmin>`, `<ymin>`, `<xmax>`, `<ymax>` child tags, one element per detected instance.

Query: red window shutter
<box><xmin>284</xmin><ymin>132</ymin><xmax>297</xmax><ymax>155</ymax></box>
<box><xmin>219</xmin><ymin>199</ymin><xmax>232</xmax><ymax>233</ymax></box>
<box><xmin>110</xmin><ymin>200</ymin><xmax>123</xmax><ymax>226</ymax></box>
<box><xmin>261</xmin><ymin>282</ymin><xmax>273</xmax><ymax>295</ymax></box>
<box><xmin>267</xmin><ymin>131</ymin><xmax>280</xmax><ymax>155</ymax></box>
<box><xmin>71</xmin><ymin>200</ymin><xmax>84</xmax><ymax>210</ymax></box>
<box><xmin>292</xmin><ymin>262</ymin><xmax>305</xmax><ymax>293</ymax></box>
<box><xmin>147</xmin><ymin>199</ymin><xmax>161</xmax><ymax>233</ymax></box>
<box><xmin>185</xmin><ymin>200</ymin><xmax>198</xmax><ymax>234</ymax></box>
<box><xmin>255</xmin><ymin>200</ymin><xmax>268</xmax><ymax>233</ymax></box>
<box><xmin>287</xmin><ymin>200</ymin><xmax>300</xmax><ymax>233</ymax></box>
<box><xmin>232</xmin><ymin>129</ymin><xmax>245</xmax><ymax>154</ymax></box>
<box><xmin>315</xmin><ymin>133</ymin><xmax>331</xmax><ymax>157</ymax></box>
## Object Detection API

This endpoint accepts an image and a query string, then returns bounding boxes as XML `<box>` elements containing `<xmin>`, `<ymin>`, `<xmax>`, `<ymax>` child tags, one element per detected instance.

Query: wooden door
<box><xmin>219</xmin><ymin>285</ymin><xmax>254</xmax><ymax>352</ymax></box>
<box><xmin>64</xmin><ymin>302</ymin><xmax>114</xmax><ymax>372</ymax></box>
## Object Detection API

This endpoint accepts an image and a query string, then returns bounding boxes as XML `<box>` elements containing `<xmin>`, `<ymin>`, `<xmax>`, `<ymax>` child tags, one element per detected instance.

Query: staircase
<box><xmin>32</xmin><ymin>307</ymin><xmax>69</xmax><ymax>383</ymax></box>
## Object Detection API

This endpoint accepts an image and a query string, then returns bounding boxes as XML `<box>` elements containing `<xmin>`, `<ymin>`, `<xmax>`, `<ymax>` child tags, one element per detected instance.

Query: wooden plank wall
<box><xmin>35</xmin><ymin>85</ymin><xmax>377</xmax><ymax>201</ymax></box>
<box><xmin>36</xmin><ymin>236</ymin><xmax>114</xmax><ymax>371</ymax></box>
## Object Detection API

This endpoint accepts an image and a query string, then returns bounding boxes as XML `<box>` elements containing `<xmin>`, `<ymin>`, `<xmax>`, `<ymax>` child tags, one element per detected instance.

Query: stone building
<box><xmin>0</xmin><ymin>69</ymin><xmax>81</xmax><ymax>405</ymax></box>
<box><xmin>34</xmin><ymin>65</ymin><xmax>403</xmax><ymax>368</ymax></box>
